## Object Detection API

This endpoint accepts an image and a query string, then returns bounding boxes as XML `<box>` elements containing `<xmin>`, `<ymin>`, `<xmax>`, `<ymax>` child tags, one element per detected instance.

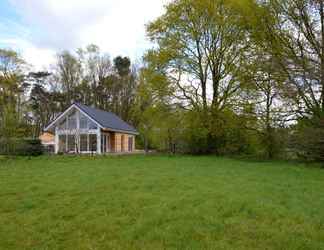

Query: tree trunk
<box><xmin>144</xmin><ymin>135</ymin><xmax>149</xmax><ymax>153</ymax></box>
<box><xmin>265</xmin><ymin>81</ymin><xmax>274</xmax><ymax>159</ymax></box>
<box><xmin>320</xmin><ymin>0</ymin><xmax>324</xmax><ymax>112</ymax></box>
<box><xmin>211</xmin><ymin>65</ymin><xmax>220</xmax><ymax>111</ymax></box>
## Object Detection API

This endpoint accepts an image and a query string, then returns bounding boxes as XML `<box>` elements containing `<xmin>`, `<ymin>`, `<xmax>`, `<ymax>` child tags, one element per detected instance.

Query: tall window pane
<box><xmin>89</xmin><ymin>134</ymin><xmax>97</xmax><ymax>152</ymax></box>
<box><xmin>58</xmin><ymin>135</ymin><xmax>66</xmax><ymax>152</ymax></box>
<box><xmin>68</xmin><ymin>112</ymin><xmax>77</xmax><ymax>129</ymax></box>
<box><xmin>67</xmin><ymin>135</ymin><xmax>75</xmax><ymax>152</ymax></box>
<box><xmin>80</xmin><ymin>134</ymin><xmax>88</xmax><ymax>152</ymax></box>
<box><xmin>58</xmin><ymin>119</ymin><xmax>67</xmax><ymax>130</ymax></box>
<box><xmin>80</xmin><ymin>113</ymin><xmax>88</xmax><ymax>129</ymax></box>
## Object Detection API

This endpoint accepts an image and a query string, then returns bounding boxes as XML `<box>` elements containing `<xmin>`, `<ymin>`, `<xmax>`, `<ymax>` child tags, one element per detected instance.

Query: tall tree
<box><xmin>146</xmin><ymin>0</ymin><xmax>248</xmax><ymax>112</ymax></box>
<box><xmin>244</xmin><ymin>0</ymin><xmax>324</xmax><ymax>160</ymax></box>
<box><xmin>77</xmin><ymin>44</ymin><xmax>113</xmax><ymax>107</ymax></box>
<box><xmin>28</xmin><ymin>71</ymin><xmax>55</xmax><ymax>137</ymax></box>
<box><xmin>133</xmin><ymin>65</ymin><xmax>185</xmax><ymax>153</ymax></box>
<box><xmin>55</xmin><ymin>51</ymin><xmax>82</xmax><ymax>106</ymax></box>
<box><xmin>242</xmin><ymin>48</ymin><xmax>289</xmax><ymax>158</ymax></box>
<box><xmin>0</xmin><ymin>49</ymin><xmax>27</xmax><ymax>117</ymax></box>
<box><xmin>145</xmin><ymin>0</ymin><xmax>253</xmax><ymax>153</ymax></box>
<box><xmin>113</xmin><ymin>56</ymin><xmax>137</xmax><ymax>122</ymax></box>
<box><xmin>252</xmin><ymin>0</ymin><xmax>324</xmax><ymax>118</ymax></box>
<box><xmin>0</xmin><ymin>49</ymin><xmax>29</xmax><ymax>152</ymax></box>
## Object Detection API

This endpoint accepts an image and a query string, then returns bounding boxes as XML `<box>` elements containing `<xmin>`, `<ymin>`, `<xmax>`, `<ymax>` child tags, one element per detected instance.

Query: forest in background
<box><xmin>1</xmin><ymin>0</ymin><xmax>324</xmax><ymax>161</ymax></box>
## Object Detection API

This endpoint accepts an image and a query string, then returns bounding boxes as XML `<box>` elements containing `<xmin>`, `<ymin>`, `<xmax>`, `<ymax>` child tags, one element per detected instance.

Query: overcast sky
<box><xmin>0</xmin><ymin>0</ymin><xmax>167</xmax><ymax>70</ymax></box>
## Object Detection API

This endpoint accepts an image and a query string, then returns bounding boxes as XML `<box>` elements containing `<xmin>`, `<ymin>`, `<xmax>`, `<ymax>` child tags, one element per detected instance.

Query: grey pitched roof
<box><xmin>75</xmin><ymin>103</ymin><xmax>138</xmax><ymax>134</ymax></box>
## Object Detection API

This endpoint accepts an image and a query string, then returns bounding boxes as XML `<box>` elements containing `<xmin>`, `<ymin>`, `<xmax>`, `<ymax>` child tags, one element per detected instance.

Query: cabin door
<box><xmin>101</xmin><ymin>134</ymin><xmax>109</xmax><ymax>153</ymax></box>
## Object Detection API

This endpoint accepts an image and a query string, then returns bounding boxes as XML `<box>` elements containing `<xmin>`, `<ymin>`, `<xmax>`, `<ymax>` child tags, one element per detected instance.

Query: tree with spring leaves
<box><xmin>146</xmin><ymin>0</ymin><xmax>249</xmax><ymax>112</ymax></box>
<box><xmin>145</xmin><ymin>0</ymin><xmax>256</xmax><ymax>154</ymax></box>
<box><xmin>251</xmin><ymin>0</ymin><xmax>324</xmax><ymax>160</ymax></box>
<box><xmin>0</xmin><ymin>49</ymin><xmax>29</xmax><ymax>154</ymax></box>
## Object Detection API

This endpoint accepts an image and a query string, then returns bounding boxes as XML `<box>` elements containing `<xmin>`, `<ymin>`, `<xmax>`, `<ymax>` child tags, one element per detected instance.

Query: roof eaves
<box><xmin>102</xmin><ymin>126</ymin><xmax>139</xmax><ymax>135</ymax></box>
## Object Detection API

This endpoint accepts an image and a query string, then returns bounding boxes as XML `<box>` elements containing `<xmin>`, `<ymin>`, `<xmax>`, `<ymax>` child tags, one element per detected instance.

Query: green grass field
<box><xmin>1</xmin><ymin>155</ymin><xmax>324</xmax><ymax>250</ymax></box>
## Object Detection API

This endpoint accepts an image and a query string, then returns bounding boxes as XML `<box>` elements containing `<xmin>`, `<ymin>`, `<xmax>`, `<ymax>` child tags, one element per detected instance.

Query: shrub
<box><xmin>292</xmin><ymin>116</ymin><xmax>324</xmax><ymax>162</ymax></box>
<box><xmin>0</xmin><ymin>138</ymin><xmax>43</xmax><ymax>156</ymax></box>
<box><xmin>18</xmin><ymin>139</ymin><xmax>44</xmax><ymax>156</ymax></box>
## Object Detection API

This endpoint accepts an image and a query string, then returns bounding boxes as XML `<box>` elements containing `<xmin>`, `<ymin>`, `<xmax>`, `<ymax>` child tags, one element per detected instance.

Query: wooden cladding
<box><xmin>110</xmin><ymin>132</ymin><xmax>135</xmax><ymax>152</ymax></box>
<box><xmin>110</xmin><ymin>133</ymin><xmax>116</xmax><ymax>152</ymax></box>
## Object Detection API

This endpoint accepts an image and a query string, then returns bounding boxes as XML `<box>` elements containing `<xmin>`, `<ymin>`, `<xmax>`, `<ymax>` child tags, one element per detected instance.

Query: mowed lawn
<box><xmin>1</xmin><ymin>156</ymin><xmax>324</xmax><ymax>250</ymax></box>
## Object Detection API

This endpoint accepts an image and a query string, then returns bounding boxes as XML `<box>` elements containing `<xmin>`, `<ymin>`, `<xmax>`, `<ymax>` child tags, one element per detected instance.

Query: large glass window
<box><xmin>67</xmin><ymin>135</ymin><xmax>76</xmax><ymax>152</ymax></box>
<box><xmin>80</xmin><ymin>134</ymin><xmax>88</xmax><ymax>152</ymax></box>
<box><xmin>68</xmin><ymin>112</ymin><xmax>77</xmax><ymax>129</ymax></box>
<box><xmin>58</xmin><ymin>135</ymin><xmax>66</xmax><ymax>152</ymax></box>
<box><xmin>80</xmin><ymin>113</ymin><xmax>88</xmax><ymax>129</ymax></box>
<box><xmin>58</xmin><ymin>118</ymin><xmax>67</xmax><ymax>130</ymax></box>
<box><xmin>89</xmin><ymin>134</ymin><xmax>97</xmax><ymax>152</ymax></box>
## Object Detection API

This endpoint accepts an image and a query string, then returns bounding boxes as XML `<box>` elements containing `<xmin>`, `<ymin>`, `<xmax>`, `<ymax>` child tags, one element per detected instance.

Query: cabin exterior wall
<box><xmin>51</xmin><ymin>107</ymin><xmax>136</xmax><ymax>154</ymax></box>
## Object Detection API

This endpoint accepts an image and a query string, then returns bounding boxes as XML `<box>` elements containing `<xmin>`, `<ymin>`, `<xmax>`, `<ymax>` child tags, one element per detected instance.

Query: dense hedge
<box><xmin>0</xmin><ymin>138</ymin><xmax>44</xmax><ymax>156</ymax></box>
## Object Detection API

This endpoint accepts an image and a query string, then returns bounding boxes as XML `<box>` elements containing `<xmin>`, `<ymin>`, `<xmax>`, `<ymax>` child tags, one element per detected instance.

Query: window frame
<box><xmin>67</xmin><ymin>134</ymin><xmax>76</xmax><ymax>152</ymax></box>
<box><xmin>79</xmin><ymin>134</ymin><xmax>88</xmax><ymax>152</ymax></box>
<box><xmin>89</xmin><ymin>134</ymin><xmax>97</xmax><ymax>152</ymax></box>
<box><xmin>79</xmin><ymin>113</ymin><xmax>88</xmax><ymax>129</ymax></box>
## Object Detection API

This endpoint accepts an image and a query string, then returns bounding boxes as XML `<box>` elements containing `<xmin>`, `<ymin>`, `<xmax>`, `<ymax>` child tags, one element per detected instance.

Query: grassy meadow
<box><xmin>0</xmin><ymin>155</ymin><xmax>324</xmax><ymax>249</ymax></box>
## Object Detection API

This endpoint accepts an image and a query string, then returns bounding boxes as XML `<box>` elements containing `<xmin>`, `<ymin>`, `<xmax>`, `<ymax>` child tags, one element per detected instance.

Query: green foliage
<box><xmin>0</xmin><ymin>49</ymin><xmax>31</xmax><ymax>156</ymax></box>
<box><xmin>17</xmin><ymin>139</ymin><xmax>44</xmax><ymax>156</ymax></box>
<box><xmin>132</xmin><ymin>66</ymin><xmax>177</xmax><ymax>152</ymax></box>
<box><xmin>139</xmin><ymin>0</ymin><xmax>324</xmax><ymax>161</ymax></box>
<box><xmin>181</xmin><ymin>110</ymin><xmax>210</xmax><ymax>154</ymax></box>
<box><xmin>293</xmin><ymin>116</ymin><xmax>324</xmax><ymax>162</ymax></box>
<box><xmin>0</xmin><ymin>138</ymin><xmax>43</xmax><ymax>156</ymax></box>
<box><xmin>113</xmin><ymin>56</ymin><xmax>131</xmax><ymax>77</ymax></box>
<box><xmin>143</xmin><ymin>0</ymin><xmax>266</xmax><ymax>157</ymax></box>
<box><xmin>259</xmin><ymin>127</ymin><xmax>288</xmax><ymax>160</ymax></box>
<box><xmin>0</xmin><ymin>105</ymin><xmax>29</xmax><ymax>155</ymax></box>
<box><xmin>181</xmin><ymin>109</ymin><xmax>259</xmax><ymax>155</ymax></box>
<box><xmin>146</xmin><ymin>0</ymin><xmax>247</xmax><ymax>111</ymax></box>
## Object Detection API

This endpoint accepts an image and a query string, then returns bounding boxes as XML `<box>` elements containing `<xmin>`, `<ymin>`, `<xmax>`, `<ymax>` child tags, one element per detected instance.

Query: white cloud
<box><xmin>9</xmin><ymin>0</ymin><xmax>114</xmax><ymax>49</ymax></box>
<box><xmin>81</xmin><ymin>0</ymin><xmax>166</xmax><ymax>59</ymax></box>
<box><xmin>0</xmin><ymin>38</ymin><xmax>56</xmax><ymax>71</ymax></box>
<box><xmin>2</xmin><ymin>0</ymin><xmax>167</xmax><ymax>69</ymax></box>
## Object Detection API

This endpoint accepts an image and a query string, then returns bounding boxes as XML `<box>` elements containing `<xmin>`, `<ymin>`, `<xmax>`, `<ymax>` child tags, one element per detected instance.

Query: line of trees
<box><xmin>135</xmin><ymin>0</ymin><xmax>324</xmax><ymax>161</ymax></box>
<box><xmin>0</xmin><ymin>0</ymin><xmax>323</xmax><ymax>161</ymax></box>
